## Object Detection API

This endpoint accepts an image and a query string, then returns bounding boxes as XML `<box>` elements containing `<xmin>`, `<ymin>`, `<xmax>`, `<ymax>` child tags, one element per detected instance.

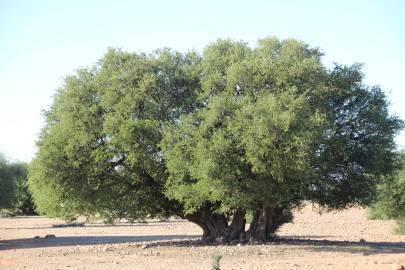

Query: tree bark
<box><xmin>183</xmin><ymin>205</ymin><xmax>287</xmax><ymax>243</ymax></box>
<box><xmin>183</xmin><ymin>206</ymin><xmax>228</xmax><ymax>243</ymax></box>
<box><xmin>183</xmin><ymin>206</ymin><xmax>246</xmax><ymax>243</ymax></box>
<box><xmin>227</xmin><ymin>209</ymin><xmax>246</xmax><ymax>242</ymax></box>
<box><xmin>247</xmin><ymin>206</ymin><xmax>284</xmax><ymax>242</ymax></box>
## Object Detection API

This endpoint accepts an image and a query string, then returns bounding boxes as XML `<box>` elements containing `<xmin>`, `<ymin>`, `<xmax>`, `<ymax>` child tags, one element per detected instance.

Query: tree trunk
<box><xmin>227</xmin><ymin>209</ymin><xmax>246</xmax><ymax>242</ymax></box>
<box><xmin>247</xmin><ymin>206</ymin><xmax>284</xmax><ymax>242</ymax></box>
<box><xmin>183</xmin><ymin>207</ymin><xmax>246</xmax><ymax>243</ymax></box>
<box><xmin>183</xmin><ymin>205</ymin><xmax>287</xmax><ymax>243</ymax></box>
<box><xmin>183</xmin><ymin>206</ymin><xmax>228</xmax><ymax>243</ymax></box>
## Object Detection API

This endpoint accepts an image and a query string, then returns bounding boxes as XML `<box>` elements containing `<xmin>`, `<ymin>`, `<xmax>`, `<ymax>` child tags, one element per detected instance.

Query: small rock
<box><xmin>257</xmin><ymin>251</ymin><xmax>263</xmax><ymax>255</ymax></box>
<box><xmin>237</xmin><ymin>243</ymin><xmax>242</xmax><ymax>247</ymax></box>
<box><xmin>33</xmin><ymin>236</ymin><xmax>40</xmax><ymax>239</ymax></box>
<box><xmin>392</xmin><ymin>264</ymin><xmax>405</xmax><ymax>270</ymax></box>
<box><xmin>44</xmin><ymin>234</ymin><xmax>56</xmax><ymax>239</ymax></box>
<box><xmin>140</xmin><ymin>244</ymin><xmax>147</xmax><ymax>249</ymax></box>
<box><xmin>102</xmin><ymin>246</ymin><xmax>114</xmax><ymax>252</ymax></box>
<box><xmin>112</xmin><ymin>261</ymin><xmax>118</xmax><ymax>265</ymax></box>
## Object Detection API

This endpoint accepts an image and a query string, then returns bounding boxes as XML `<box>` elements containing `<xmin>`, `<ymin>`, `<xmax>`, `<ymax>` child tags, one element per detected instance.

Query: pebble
<box><xmin>102</xmin><ymin>246</ymin><xmax>114</xmax><ymax>252</ymax></box>
<box><xmin>392</xmin><ymin>264</ymin><xmax>405</xmax><ymax>270</ymax></box>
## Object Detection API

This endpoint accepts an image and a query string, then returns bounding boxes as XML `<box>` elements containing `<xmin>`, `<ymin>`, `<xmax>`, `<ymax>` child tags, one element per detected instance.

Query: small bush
<box><xmin>0</xmin><ymin>154</ymin><xmax>37</xmax><ymax>215</ymax></box>
<box><xmin>211</xmin><ymin>254</ymin><xmax>222</xmax><ymax>270</ymax></box>
<box><xmin>395</xmin><ymin>220</ymin><xmax>405</xmax><ymax>235</ymax></box>
<box><xmin>369</xmin><ymin>152</ymin><xmax>405</xmax><ymax>233</ymax></box>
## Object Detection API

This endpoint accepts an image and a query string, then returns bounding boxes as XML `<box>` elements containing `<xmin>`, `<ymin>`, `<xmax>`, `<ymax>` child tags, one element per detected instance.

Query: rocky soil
<box><xmin>0</xmin><ymin>205</ymin><xmax>404</xmax><ymax>270</ymax></box>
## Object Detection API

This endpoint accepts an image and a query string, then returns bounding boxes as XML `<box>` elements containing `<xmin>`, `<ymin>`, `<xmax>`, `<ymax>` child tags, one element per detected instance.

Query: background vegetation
<box><xmin>369</xmin><ymin>151</ymin><xmax>405</xmax><ymax>233</ymax></box>
<box><xmin>0</xmin><ymin>152</ymin><xmax>36</xmax><ymax>216</ymax></box>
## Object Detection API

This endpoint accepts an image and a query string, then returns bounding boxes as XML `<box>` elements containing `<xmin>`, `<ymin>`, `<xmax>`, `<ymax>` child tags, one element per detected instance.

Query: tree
<box><xmin>162</xmin><ymin>38</ymin><xmax>403</xmax><ymax>242</ymax></box>
<box><xmin>0</xmin><ymin>153</ymin><xmax>35</xmax><ymax>215</ymax></box>
<box><xmin>29</xmin><ymin>38</ymin><xmax>403</xmax><ymax>242</ymax></box>
<box><xmin>0</xmin><ymin>153</ymin><xmax>15</xmax><ymax>209</ymax></box>
<box><xmin>369</xmin><ymin>151</ymin><xmax>405</xmax><ymax>233</ymax></box>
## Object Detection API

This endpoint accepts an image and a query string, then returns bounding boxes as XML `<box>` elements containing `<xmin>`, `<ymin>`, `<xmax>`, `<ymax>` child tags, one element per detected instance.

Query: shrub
<box><xmin>211</xmin><ymin>254</ymin><xmax>222</xmax><ymax>270</ymax></box>
<box><xmin>0</xmin><ymin>154</ymin><xmax>37</xmax><ymax>215</ymax></box>
<box><xmin>369</xmin><ymin>152</ymin><xmax>405</xmax><ymax>233</ymax></box>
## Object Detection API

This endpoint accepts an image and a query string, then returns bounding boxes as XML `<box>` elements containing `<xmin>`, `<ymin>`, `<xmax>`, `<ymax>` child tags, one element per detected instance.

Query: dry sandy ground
<box><xmin>0</xmin><ymin>205</ymin><xmax>404</xmax><ymax>270</ymax></box>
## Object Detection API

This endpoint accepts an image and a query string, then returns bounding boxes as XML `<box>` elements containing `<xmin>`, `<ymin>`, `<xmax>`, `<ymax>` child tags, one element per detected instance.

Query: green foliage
<box><xmin>308</xmin><ymin>66</ymin><xmax>402</xmax><ymax>209</ymax></box>
<box><xmin>29</xmin><ymin>48</ymin><xmax>201</xmax><ymax>222</ymax></box>
<box><xmin>13</xmin><ymin>165</ymin><xmax>36</xmax><ymax>215</ymax></box>
<box><xmin>29</xmin><ymin>37</ymin><xmax>403</xmax><ymax>230</ymax></box>
<box><xmin>162</xmin><ymin>38</ymin><xmax>403</xmax><ymax>216</ymax></box>
<box><xmin>211</xmin><ymin>254</ymin><xmax>222</xmax><ymax>270</ymax></box>
<box><xmin>162</xmin><ymin>90</ymin><xmax>325</xmax><ymax>213</ymax></box>
<box><xmin>369</xmin><ymin>152</ymin><xmax>405</xmax><ymax>227</ymax></box>
<box><xmin>395</xmin><ymin>220</ymin><xmax>405</xmax><ymax>234</ymax></box>
<box><xmin>0</xmin><ymin>153</ymin><xmax>15</xmax><ymax>209</ymax></box>
<box><xmin>0</xmin><ymin>153</ymin><xmax>36</xmax><ymax>215</ymax></box>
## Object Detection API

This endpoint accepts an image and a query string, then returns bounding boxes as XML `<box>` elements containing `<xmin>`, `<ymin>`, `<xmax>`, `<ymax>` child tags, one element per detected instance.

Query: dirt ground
<box><xmin>0</xmin><ymin>205</ymin><xmax>404</xmax><ymax>270</ymax></box>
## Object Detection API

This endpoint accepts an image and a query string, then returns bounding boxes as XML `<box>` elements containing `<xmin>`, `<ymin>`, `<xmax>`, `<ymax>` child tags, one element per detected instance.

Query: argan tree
<box><xmin>29</xmin><ymin>38</ymin><xmax>403</xmax><ymax>242</ymax></box>
<box><xmin>369</xmin><ymin>151</ymin><xmax>405</xmax><ymax>233</ymax></box>
<box><xmin>0</xmin><ymin>153</ymin><xmax>35</xmax><ymax>215</ymax></box>
<box><xmin>0</xmin><ymin>153</ymin><xmax>15</xmax><ymax>209</ymax></box>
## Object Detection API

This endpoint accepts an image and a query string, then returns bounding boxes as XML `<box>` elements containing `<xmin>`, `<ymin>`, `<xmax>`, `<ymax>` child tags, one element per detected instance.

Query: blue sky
<box><xmin>1</xmin><ymin>0</ymin><xmax>404</xmax><ymax>162</ymax></box>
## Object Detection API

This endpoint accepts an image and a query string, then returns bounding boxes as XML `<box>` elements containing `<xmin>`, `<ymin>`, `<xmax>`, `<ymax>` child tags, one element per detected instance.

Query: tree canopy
<box><xmin>29</xmin><ymin>37</ymin><xmax>403</xmax><ymax>242</ymax></box>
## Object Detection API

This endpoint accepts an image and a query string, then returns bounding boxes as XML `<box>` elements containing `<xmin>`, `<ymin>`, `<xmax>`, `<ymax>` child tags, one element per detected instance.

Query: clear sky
<box><xmin>1</xmin><ymin>0</ymin><xmax>404</xmax><ymax>162</ymax></box>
